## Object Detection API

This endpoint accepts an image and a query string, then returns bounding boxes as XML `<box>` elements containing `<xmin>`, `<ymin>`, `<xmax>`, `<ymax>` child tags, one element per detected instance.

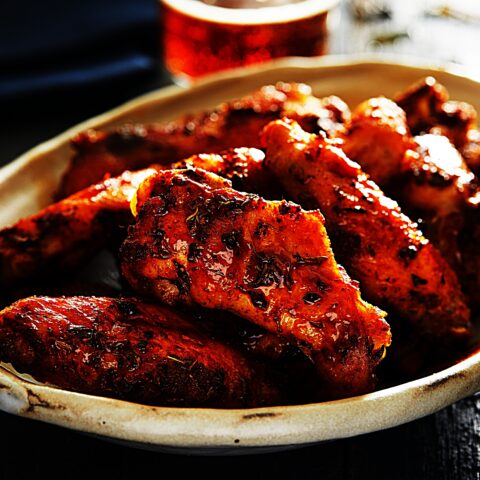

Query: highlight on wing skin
<box><xmin>171</xmin><ymin>147</ymin><xmax>277</xmax><ymax>198</ymax></box>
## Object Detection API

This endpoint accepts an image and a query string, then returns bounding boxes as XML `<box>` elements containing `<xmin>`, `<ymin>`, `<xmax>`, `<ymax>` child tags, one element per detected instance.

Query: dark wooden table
<box><xmin>1</xmin><ymin>2</ymin><xmax>480</xmax><ymax>478</ymax></box>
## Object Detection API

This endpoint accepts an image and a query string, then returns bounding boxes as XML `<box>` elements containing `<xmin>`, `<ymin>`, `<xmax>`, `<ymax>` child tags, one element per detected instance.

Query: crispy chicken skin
<box><xmin>399</xmin><ymin>135</ymin><xmax>477</xmax><ymax>271</ymax></box>
<box><xmin>0</xmin><ymin>148</ymin><xmax>273</xmax><ymax>286</ymax></box>
<box><xmin>0</xmin><ymin>296</ymin><xmax>281</xmax><ymax>407</ymax></box>
<box><xmin>395</xmin><ymin>76</ymin><xmax>480</xmax><ymax>175</ymax></box>
<box><xmin>341</xmin><ymin>92</ymin><xmax>479</xmax><ymax>308</ymax></box>
<box><xmin>171</xmin><ymin>147</ymin><xmax>277</xmax><ymax>197</ymax></box>
<box><xmin>394</xmin><ymin>76</ymin><xmax>449</xmax><ymax>133</ymax></box>
<box><xmin>58</xmin><ymin>83</ymin><xmax>349</xmax><ymax>197</ymax></box>
<box><xmin>400</xmin><ymin>135</ymin><xmax>476</xmax><ymax>215</ymax></box>
<box><xmin>0</xmin><ymin>168</ymin><xmax>157</xmax><ymax>286</ymax></box>
<box><xmin>120</xmin><ymin>168</ymin><xmax>391</xmax><ymax>397</ymax></box>
<box><xmin>262</xmin><ymin>119</ymin><xmax>471</xmax><ymax>342</ymax></box>
<box><xmin>340</xmin><ymin>97</ymin><xmax>414</xmax><ymax>188</ymax></box>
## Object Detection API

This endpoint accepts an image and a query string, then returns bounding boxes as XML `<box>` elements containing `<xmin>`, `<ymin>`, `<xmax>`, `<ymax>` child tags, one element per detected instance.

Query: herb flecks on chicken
<box><xmin>262</xmin><ymin>118</ymin><xmax>471</xmax><ymax>343</ymax></box>
<box><xmin>120</xmin><ymin>168</ymin><xmax>391</xmax><ymax>398</ymax></box>
<box><xmin>58</xmin><ymin>82</ymin><xmax>350</xmax><ymax>197</ymax></box>
<box><xmin>0</xmin><ymin>148</ymin><xmax>274</xmax><ymax>287</ymax></box>
<box><xmin>0</xmin><ymin>296</ymin><xmax>281</xmax><ymax>408</ymax></box>
<box><xmin>0</xmin><ymin>168</ymin><xmax>157</xmax><ymax>286</ymax></box>
<box><xmin>171</xmin><ymin>147</ymin><xmax>277</xmax><ymax>197</ymax></box>
<box><xmin>341</xmin><ymin>92</ymin><xmax>479</xmax><ymax>309</ymax></box>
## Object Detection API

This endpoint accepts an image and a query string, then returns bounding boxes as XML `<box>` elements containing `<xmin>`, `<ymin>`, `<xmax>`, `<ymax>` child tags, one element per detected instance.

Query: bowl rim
<box><xmin>1</xmin><ymin>54</ymin><xmax>479</xmax><ymax>450</ymax></box>
<box><xmin>160</xmin><ymin>0</ymin><xmax>340</xmax><ymax>26</ymax></box>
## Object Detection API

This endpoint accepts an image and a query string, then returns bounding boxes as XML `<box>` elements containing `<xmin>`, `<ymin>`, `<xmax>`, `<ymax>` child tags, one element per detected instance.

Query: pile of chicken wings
<box><xmin>0</xmin><ymin>78</ymin><xmax>478</xmax><ymax>408</ymax></box>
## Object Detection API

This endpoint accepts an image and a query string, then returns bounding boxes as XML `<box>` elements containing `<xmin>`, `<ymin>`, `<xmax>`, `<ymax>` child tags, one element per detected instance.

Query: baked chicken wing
<box><xmin>0</xmin><ymin>168</ymin><xmax>157</xmax><ymax>286</ymax></box>
<box><xmin>120</xmin><ymin>168</ymin><xmax>391</xmax><ymax>397</ymax></box>
<box><xmin>262</xmin><ymin>119</ymin><xmax>471</xmax><ymax>343</ymax></box>
<box><xmin>395</xmin><ymin>76</ymin><xmax>480</xmax><ymax>176</ymax></box>
<box><xmin>399</xmin><ymin>135</ymin><xmax>477</xmax><ymax>268</ymax></box>
<box><xmin>171</xmin><ymin>147</ymin><xmax>277</xmax><ymax>197</ymax></box>
<box><xmin>341</xmin><ymin>94</ymin><xmax>479</xmax><ymax>308</ymax></box>
<box><xmin>0</xmin><ymin>148</ymin><xmax>273</xmax><ymax>287</ymax></box>
<box><xmin>58</xmin><ymin>83</ymin><xmax>349</xmax><ymax>197</ymax></box>
<box><xmin>0</xmin><ymin>296</ymin><xmax>281</xmax><ymax>407</ymax></box>
<box><xmin>394</xmin><ymin>76</ymin><xmax>449</xmax><ymax>134</ymax></box>
<box><xmin>340</xmin><ymin>97</ymin><xmax>414</xmax><ymax>188</ymax></box>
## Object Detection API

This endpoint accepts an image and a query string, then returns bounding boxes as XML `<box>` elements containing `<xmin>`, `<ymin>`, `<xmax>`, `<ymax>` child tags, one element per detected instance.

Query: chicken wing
<box><xmin>120</xmin><ymin>168</ymin><xmax>391</xmax><ymax>398</ymax></box>
<box><xmin>1</xmin><ymin>147</ymin><xmax>274</xmax><ymax>287</ymax></box>
<box><xmin>341</xmin><ymin>94</ymin><xmax>479</xmax><ymax>308</ymax></box>
<box><xmin>398</xmin><ymin>135</ymin><xmax>477</xmax><ymax>270</ymax></box>
<box><xmin>394</xmin><ymin>76</ymin><xmax>449</xmax><ymax>134</ymax></box>
<box><xmin>395</xmin><ymin>76</ymin><xmax>480</xmax><ymax>176</ymax></box>
<box><xmin>0</xmin><ymin>168</ymin><xmax>157</xmax><ymax>286</ymax></box>
<box><xmin>0</xmin><ymin>296</ymin><xmax>281</xmax><ymax>407</ymax></box>
<box><xmin>340</xmin><ymin>97</ymin><xmax>414</xmax><ymax>188</ymax></box>
<box><xmin>58</xmin><ymin>83</ymin><xmax>349</xmax><ymax>197</ymax></box>
<box><xmin>262</xmin><ymin>119</ymin><xmax>471</xmax><ymax>343</ymax></box>
<box><xmin>171</xmin><ymin>147</ymin><xmax>277</xmax><ymax>197</ymax></box>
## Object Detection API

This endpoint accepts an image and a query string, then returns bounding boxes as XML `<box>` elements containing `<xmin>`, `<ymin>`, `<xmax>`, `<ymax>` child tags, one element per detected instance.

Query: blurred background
<box><xmin>1</xmin><ymin>0</ymin><xmax>480</xmax><ymax>165</ymax></box>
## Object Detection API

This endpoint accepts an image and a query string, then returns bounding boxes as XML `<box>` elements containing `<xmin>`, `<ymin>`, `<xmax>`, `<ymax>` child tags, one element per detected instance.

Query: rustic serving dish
<box><xmin>1</xmin><ymin>56</ymin><xmax>479</xmax><ymax>455</ymax></box>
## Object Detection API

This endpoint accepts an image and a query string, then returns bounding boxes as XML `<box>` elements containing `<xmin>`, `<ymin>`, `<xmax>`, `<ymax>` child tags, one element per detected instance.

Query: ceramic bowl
<box><xmin>1</xmin><ymin>56</ymin><xmax>479</xmax><ymax>455</ymax></box>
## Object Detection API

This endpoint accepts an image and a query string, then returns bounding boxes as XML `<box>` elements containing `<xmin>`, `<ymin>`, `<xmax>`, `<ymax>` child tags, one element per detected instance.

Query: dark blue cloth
<box><xmin>0</xmin><ymin>0</ymin><xmax>159</xmax><ymax>103</ymax></box>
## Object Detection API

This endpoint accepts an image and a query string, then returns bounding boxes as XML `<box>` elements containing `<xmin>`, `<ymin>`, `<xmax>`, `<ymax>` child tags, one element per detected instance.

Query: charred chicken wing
<box><xmin>395</xmin><ymin>76</ymin><xmax>480</xmax><ymax>176</ymax></box>
<box><xmin>0</xmin><ymin>296</ymin><xmax>281</xmax><ymax>407</ymax></box>
<box><xmin>171</xmin><ymin>147</ymin><xmax>277</xmax><ymax>197</ymax></box>
<box><xmin>0</xmin><ymin>168</ymin><xmax>157</xmax><ymax>286</ymax></box>
<box><xmin>120</xmin><ymin>168</ymin><xmax>391</xmax><ymax>397</ymax></box>
<box><xmin>0</xmin><ymin>148</ymin><xmax>274</xmax><ymax>286</ymax></box>
<box><xmin>341</xmin><ymin>93</ymin><xmax>479</xmax><ymax>308</ymax></box>
<box><xmin>262</xmin><ymin>119</ymin><xmax>471</xmax><ymax>343</ymax></box>
<box><xmin>340</xmin><ymin>97</ymin><xmax>414</xmax><ymax>188</ymax></box>
<box><xmin>394</xmin><ymin>76</ymin><xmax>449</xmax><ymax>134</ymax></box>
<box><xmin>58</xmin><ymin>83</ymin><xmax>349</xmax><ymax>197</ymax></box>
<box><xmin>399</xmin><ymin>135</ymin><xmax>477</xmax><ymax>268</ymax></box>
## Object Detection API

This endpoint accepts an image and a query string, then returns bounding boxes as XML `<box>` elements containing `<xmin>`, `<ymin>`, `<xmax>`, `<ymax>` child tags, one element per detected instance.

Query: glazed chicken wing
<box><xmin>394</xmin><ymin>76</ymin><xmax>449</xmax><ymax>134</ymax></box>
<box><xmin>341</xmin><ymin>94</ymin><xmax>479</xmax><ymax>308</ymax></box>
<box><xmin>58</xmin><ymin>83</ymin><xmax>349</xmax><ymax>197</ymax></box>
<box><xmin>171</xmin><ymin>147</ymin><xmax>277</xmax><ymax>197</ymax></box>
<box><xmin>262</xmin><ymin>119</ymin><xmax>471</xmax><ymax>343</ymax></box>
<box><xmin>340</xmin><ymin>97</ymin><xmax>414</xmax><ymax>189</ymax></box>
<box><xmin>399</xmin><ymin>135</ymin><xmax>477</xmax><ymax>267</ymax></box>
<box><xmin>395</xmin><ymin>76</ymin><xmax>480</xmax><ymax>176</ymax></box>
<box><xmin>0</xmin><ymin>148</ymin><xmax>273</xmax><ymax>286</ymax></box>
<box><xmin>0</xmin><ymin>168</ymin><xmax>157</xmax><ymax>286</ymax></box>
<box><xmin>120</xmin><ymin>168</ymin><xmax>391</xmax><ymax>398</ymax></box>
<box><xmin>0</xmin><ymin>296</ymin><xmax>281</xmax><ymax>407</ymax></box>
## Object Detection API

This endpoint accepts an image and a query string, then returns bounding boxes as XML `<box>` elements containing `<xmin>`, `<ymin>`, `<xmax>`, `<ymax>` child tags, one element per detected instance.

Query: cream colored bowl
<box><xmin>1</xmin><ymin>56</ymin><xmax>479</xmax><ymax>455</ymax></box>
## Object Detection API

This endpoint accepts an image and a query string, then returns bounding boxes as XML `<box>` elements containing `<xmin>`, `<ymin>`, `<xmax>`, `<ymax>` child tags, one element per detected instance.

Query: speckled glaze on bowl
<box><xmin>1</xmin><ymin>56</ymin><xmax>480</xmax><ymax>455</ymax></box>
